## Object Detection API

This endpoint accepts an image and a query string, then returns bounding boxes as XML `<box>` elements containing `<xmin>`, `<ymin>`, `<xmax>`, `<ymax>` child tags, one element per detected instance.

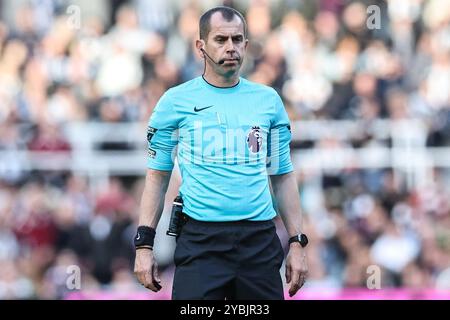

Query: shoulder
<box><xmin>154</xmin><ymin>78</ymin><xmax>200</xmax><ymax>112</ymax></box>
<box><xmin>164</xmin><ymin>77</ymin><xmax>202</xmax><ymax>99</ymax></box>
<box><xmin>240</xmin><ymin>78</ymin><xmax>280</xmax><ymax>99</ymax></box>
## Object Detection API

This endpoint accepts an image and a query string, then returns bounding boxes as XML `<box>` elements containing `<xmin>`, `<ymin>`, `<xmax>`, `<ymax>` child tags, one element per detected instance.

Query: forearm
<box><xmin>138</xmin><ymin>169</ymin><xmax>172</xmax><ymax>228</ymax></box>
<box><xmin>270</xmin><ymin>171</ymin><xmax>303</xmax><ymax>237</ymax></box>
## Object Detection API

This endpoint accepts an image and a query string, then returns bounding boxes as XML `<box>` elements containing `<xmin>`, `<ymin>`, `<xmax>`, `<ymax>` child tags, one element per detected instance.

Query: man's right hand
<box><xmin>134</xmin><ymin>249</ymin><xmax>162</xmax><ymax>291</ymax></box>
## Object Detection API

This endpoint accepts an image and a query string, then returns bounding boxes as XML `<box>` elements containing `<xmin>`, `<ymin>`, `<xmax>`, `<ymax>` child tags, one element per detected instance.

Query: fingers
<box><xmin>135</xmin><ymin>270</ymin><xmax>145</xmax><ymax>287</ymax></box>
<box><xmin>143</xmin><ymin>269</ymin><xmax>160</xmax><ymax>291</ymax></box>
<box><xmin>288</xmin><ymin>268</ymin><xmax>308</xmax><ymax>297</ymax></box>
<box><xmin>153</xmin><ymin>261</ymin><xmax>161</xmax><ymax>283</ymax></box>
<box><xmin>134</xmin><ymin>261</ymin><xmax>162</xmax><ymax>292</ymax></box>
<box><xmin>285</xmin><ymin>264</ymin><xmax>291</xmax><ymax>284</ymax></box>
<box><xmin>152</xmin><ymin>261</ymin><xmax>162</xmax><ymax>290</ymax></box>
<box><xmin>135</xmin><ymin>269</ymin><xmax>157</xmax><ymax>291</ymax></box>
<box><xmin>298</xmin><ymin>272</ymin><xmax>307</xmax><ymax>289</ymax></box>
<box><xmin>288</xmin><ymin>269</ymin><xmax>301</xmax><ymax>297</ymax></box>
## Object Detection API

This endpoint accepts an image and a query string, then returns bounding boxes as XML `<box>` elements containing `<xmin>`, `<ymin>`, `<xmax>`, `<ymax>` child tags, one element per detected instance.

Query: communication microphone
<box><xmin>201</xmin><ymin>48</ymin><xmax>227</xmax><ymax>65</ymax></box>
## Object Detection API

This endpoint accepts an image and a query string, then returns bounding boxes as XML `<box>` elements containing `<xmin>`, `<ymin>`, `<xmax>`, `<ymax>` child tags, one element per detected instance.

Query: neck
<box><xmin>203</xmin><ymin>69</ymin><xmax>240</xmax><ymax>88</ymax></box>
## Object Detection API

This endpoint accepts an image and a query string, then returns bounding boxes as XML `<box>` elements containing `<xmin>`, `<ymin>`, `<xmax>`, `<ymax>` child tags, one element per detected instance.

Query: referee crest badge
<box><xmin>147</xmin><ymin>127</ymin><xmax>158</xmax><ymax>143</ymax></box>
<box><xmin>247</xmin><ymin>126</ymin><xmax>263</xmax><ymax>153</ymax></box>
<box><xmin>148</xmin><ymin>148</ymin><xmax>157</xmax><ymax>158</ymax></box>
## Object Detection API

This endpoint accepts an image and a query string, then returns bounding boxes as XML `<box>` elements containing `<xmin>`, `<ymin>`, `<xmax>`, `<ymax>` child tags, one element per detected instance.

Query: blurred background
<box><xmin>0</xmin><ymin>0</ymin><xmax>449</xmax><ymax>299</ymax></box>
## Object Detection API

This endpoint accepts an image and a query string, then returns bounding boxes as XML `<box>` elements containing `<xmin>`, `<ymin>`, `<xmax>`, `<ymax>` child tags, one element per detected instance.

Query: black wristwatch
<box><xmin>288</xmin><ymin>233</ymin><xmax>309</xmax><ymax>248</ymax></box>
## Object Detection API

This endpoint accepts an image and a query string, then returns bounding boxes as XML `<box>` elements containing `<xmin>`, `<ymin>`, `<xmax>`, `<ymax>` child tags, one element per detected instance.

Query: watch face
<box><xmin>300</xmin><ymin>234</ymin><xmax>308</xmax><ymax>247</ymax></box>
<box><xmin>288</xmin><ymin>233</ymin><xmax>309</xmax><ymax>247</ymax></box>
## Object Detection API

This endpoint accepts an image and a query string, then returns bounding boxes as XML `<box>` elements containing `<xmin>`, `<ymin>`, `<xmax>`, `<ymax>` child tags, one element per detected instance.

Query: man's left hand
<box><xmin>285</xmin><ymin>243</ymin><xmax>308</xmax><ymax>297</ymax></box>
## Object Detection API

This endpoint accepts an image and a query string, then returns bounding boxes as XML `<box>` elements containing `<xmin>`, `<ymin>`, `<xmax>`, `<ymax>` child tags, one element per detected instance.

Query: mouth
<box><xmin>222</xmin><ymin>58</ymin><xmax>239</xmax><ymax>64</ymax></box>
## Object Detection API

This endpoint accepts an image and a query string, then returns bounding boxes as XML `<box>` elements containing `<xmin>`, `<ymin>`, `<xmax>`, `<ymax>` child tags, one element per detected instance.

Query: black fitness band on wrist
<box><xmin>134</xmin><ymin>226</ymin><xmax>156</xmax><ymax>249</ymax></box>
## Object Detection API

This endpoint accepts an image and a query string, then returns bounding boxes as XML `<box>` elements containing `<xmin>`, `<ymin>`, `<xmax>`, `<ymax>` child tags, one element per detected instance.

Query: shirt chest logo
<box><xmin>194</xmin><ymin>105</ymin><xmax>214</xmax><ymax>112</ymax></box>
<box><xmin>246</xmin><ymin>126</ymin><xmax>263</xmax><ymax>153</ymax></box>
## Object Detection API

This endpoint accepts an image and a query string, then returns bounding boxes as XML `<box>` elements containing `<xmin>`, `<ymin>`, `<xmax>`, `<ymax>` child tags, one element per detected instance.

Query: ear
<box><xmin>195</xmin><ymin>39</ymin><xmax>206</xmax><ymax>59</ymax></box>
<box><xmin>244</xmin><ymin>38</ymin><xmax>249</xmax><ymax>51</ymax></box>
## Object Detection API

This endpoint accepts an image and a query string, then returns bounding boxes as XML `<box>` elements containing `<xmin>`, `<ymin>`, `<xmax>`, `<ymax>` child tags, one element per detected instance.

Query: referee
<box><xmin>134</xmin><ymin>6</ymin><xmax>308</xmax><ymax>300</ymax></box>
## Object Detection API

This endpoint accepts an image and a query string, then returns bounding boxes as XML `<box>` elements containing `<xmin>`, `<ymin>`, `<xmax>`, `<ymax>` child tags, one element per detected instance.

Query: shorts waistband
<box><xmin>183</xmin><ymin>214</ymin><xmax>274</xmax><ymax>227</ymax></box>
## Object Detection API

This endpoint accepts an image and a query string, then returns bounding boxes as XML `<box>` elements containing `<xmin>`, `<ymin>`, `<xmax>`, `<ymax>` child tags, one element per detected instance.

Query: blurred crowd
<box><xmin>0</xmin><ymin>0</ymin><xmax>449</xmax><ymax>299</ymax></box>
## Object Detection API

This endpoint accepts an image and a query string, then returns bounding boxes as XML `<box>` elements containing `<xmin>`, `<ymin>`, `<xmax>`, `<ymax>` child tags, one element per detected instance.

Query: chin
<box><xmin>222</xmin><ymin>68</ymin><xmax>240</xmax><ymax>77</ymax></box>
<box><xmin>222</xmin><ymin>63</ymin><xmax>240</xmax><ymax>71</ymax></box>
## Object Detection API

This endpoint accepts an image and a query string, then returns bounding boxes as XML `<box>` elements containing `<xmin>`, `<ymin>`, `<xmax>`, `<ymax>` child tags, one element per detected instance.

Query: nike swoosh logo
<box><xmin>194</xmin><ymin>105</ymin><xmax>214</xmax><ymax>112</ymax></box>
<box><xmin>136</xmin><ymin>233</ymin><xmax>140</xmax><ymax>240</ymax></box>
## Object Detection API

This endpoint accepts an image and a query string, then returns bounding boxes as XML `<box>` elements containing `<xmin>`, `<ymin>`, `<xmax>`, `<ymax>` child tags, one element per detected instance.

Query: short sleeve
<box><xmin>266</xmin><ymin>92</ymin><xmax>293</xmax><ymax>175</ymax></box>
<box><xmin>146</xmin><ymin>93</ymin><xmax>180</xmax><ymax>171</ymax></box>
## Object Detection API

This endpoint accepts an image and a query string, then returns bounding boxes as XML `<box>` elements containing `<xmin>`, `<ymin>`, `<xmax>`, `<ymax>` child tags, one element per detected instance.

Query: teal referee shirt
<box><xmin>146</xmin><ymin>76</ymin><xmax>293</xmax><ymax>221</ymax></box>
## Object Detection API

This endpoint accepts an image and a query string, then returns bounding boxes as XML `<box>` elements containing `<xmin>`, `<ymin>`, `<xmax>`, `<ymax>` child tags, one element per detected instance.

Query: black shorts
<box><xmin>172</xmin><ymin>217</ymin><xmax>285</xmax><ymax>300</ymax></box>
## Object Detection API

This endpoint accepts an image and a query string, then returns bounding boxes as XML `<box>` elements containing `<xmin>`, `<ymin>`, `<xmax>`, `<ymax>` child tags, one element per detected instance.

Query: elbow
<box><xmin>145</xmin><ymin>168</ymin><xmax>172</xmax><ymax>188</ymax></box>
<box><xmin>146</xmin><ymin>168</ymin><xmax>172</xmax><ymax>178</ymax></box>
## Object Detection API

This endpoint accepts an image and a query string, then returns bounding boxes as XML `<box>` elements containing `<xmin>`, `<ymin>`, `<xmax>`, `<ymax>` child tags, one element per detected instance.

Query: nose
<box><xmin>225</xmin><ymin>38</ymin><xmax>235</xmax><ymax>53</ymax></box>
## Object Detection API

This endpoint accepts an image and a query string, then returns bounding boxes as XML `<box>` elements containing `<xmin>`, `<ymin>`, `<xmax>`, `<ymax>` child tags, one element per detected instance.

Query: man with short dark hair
<box><xmin>134</xmin><ymin>6</ymin><xmax>308</xmax><ymax>300</ymax></box>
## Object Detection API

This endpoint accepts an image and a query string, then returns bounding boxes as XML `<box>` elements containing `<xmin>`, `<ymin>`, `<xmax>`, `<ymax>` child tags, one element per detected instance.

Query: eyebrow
<box><xmin>213</xmin><ymin>34</ymin><xmax>244</xmax><ymax>40</ymax></box>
